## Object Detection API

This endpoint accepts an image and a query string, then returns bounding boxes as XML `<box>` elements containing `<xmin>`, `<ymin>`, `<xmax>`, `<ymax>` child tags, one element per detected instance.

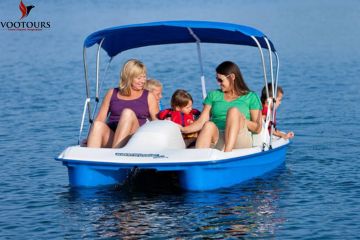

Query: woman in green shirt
<box><xmin>181</xmin><ymin>61</ymin><xmax>262</xmax><ymax>152</ymax></box>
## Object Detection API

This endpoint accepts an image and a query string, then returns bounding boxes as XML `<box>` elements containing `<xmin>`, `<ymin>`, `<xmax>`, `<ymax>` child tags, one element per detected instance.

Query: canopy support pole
<box><xmin>264</xmin><ymin>38</ymin><xmax>275</xmax><ymax>98</ymax></box>
<box><xmin>188</xmin><ymin>27</ymin><xmax>207</xmax><ymax>99</ymax></box>
<box><xmin>83</xmin><ymin>46</ymin><xmax>92</xmax><ymax>124</ymax></box>
<box><xmin>92</xmin><ymin>38</ymin><xmax>106</xmax><ymax>121</ymax></box>
<box><xmin>78</xmin><ymin>98</ymin><xmax>91</xmax><ymax>145</ymax></box>
<box><xmin>264</xmin><ymin>37</ymin><xmax>276</xmax><ymax>149</ymax></box>
<box><xmin>274</xmin><ymin>52</ymin><xmax>280</xmax><ymax>100</ymax></box>
<box><xmin>79</xmin><ymin>46</ymin><xmax>92</xmax><ymax>145</ymax></box>
<box><xmin>251</xmin><ymin>36</ymin><xmax>269</xmax><ymax>99</ymax></box>
<box><xmin>95</xmin><ymin>38</ymin><xmax>105</xmax><ymax>103</ymax></box>
<box><xmin>250</xmin><ymin>36</ymin><xmax>271</xmax><ymax>150</ymax></box>
<box><xmin>273</xmin><ymin>52</ymin><xmax>280</xmax><ymax>140</ymax></box>
<box><xmin>92</xmin><ymin>58</ymin><xmax>112</xmax><ymax>121</ymax></box>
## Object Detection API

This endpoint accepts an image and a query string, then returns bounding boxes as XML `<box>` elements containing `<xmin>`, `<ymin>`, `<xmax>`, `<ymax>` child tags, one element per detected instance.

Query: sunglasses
<box><xmin>216</xmin><ymin>74</ymin><xmax>231</xmax><ymax>83</ymax></box>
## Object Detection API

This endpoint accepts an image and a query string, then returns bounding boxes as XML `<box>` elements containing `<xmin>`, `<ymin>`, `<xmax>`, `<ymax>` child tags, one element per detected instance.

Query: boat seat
<box><xmin>123</xmin><ymin>120</ymin><xmax>186</xmax><ymax>151</ymax></box>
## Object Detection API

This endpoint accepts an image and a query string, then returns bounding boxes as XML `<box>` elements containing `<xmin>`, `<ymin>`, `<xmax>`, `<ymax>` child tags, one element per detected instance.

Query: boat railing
<box><xmin>78</xmin><ymin>97</ymin><xmax>90</xmax><ymax>144</ymax></box>
<box><xmin>79</xmin><ymin>38</ymin><xmax>112</xmax><ymax>145</ymax></box>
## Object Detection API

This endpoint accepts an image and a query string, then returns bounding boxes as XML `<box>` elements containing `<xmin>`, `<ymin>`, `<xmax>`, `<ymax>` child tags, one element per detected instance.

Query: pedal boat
<box><xmin>55</xmin><ymin>21</ymin><xmax>290</xmax><ymax>191</ymax></box>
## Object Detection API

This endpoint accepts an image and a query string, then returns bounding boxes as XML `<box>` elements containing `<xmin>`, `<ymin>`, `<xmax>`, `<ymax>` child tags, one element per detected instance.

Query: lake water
<box><xmin>1</xmin><ymin>0</ymin><xmax>360</xmax><ymax>239</ymax></box>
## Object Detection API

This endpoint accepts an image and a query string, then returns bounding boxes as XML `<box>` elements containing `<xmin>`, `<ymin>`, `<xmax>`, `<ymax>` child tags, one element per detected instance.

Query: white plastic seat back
<box><xmin>124</xmin><ymin>120</ymin><xmax>186</xmax><ymax>151</ymax></box>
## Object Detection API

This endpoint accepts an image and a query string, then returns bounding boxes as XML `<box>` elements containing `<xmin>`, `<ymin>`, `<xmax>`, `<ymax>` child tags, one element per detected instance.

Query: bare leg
<box><xmin>87</xmin><ymin>121</ymin><xmax>114</xmax><ymax>148</ymax></box>
<box><xmin>112</xmin><ymin>108</ymin><xmax>139</xmax><ymax>148</ymax></box>
<box><xmin>224</xmin><ymin>107</ymin><xmax>246</xmax><ymax>152</ymax></box>
<box><xmin>195</xmin><ymin>121</ymin><xmax>219</xmax><ymax>148</ymax></box>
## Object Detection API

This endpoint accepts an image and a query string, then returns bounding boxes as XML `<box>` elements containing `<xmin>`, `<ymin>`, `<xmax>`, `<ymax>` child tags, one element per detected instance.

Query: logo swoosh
<box><xmin>19</xmin><ymin>0</ymin><xmax>27</xmax><ymax>20</ymax></box>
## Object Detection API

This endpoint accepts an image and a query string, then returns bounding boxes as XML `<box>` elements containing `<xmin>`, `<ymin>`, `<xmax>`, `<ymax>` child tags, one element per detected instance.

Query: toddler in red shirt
<box><xmin>261</xmin><ymin>84</ymin><xmax>294</xmax><ymax>139</ymax></box>
<box><xmin>158</xmin><ymin>89</ymin><xmax>200</xmax><ymax>146</ymax></box>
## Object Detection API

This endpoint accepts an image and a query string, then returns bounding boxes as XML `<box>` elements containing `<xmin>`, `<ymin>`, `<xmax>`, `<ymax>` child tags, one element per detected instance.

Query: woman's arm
<box><xmin>246</xmin><ymin>109</ymin><xmax>262</xmax><ymax>134</ymax></box>
<box><xmin>181</xmin><ymin>104</ymin><xmax>211</xmax><ymax>133</ymax></box>
<box><xmin>94</xmin><ymin>88</ymin><xmax>113</xmax><ymax>122</ymax></box>
<box><xmin>148</xmin><ymin>92</ymin><xmax>159</xmax><ymax>120</ymax></box>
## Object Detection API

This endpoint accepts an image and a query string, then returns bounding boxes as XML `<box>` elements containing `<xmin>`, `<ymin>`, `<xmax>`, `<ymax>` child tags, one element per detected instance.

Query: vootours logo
<box><xmin>1</xmin><ymin>0</ymin><xmax>51</xmax><ymax>31</ymax></box>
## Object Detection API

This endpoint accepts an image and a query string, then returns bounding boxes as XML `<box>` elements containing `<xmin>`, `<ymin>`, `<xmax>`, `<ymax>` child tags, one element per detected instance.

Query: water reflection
<box><xmin>59</xmin><ymin>165</ymin><xmax>288</xmax><ymax>239</ymax></box>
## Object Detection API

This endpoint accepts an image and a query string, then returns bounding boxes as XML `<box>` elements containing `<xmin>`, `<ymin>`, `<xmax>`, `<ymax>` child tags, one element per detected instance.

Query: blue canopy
<box><xmin>84</xmin><ymin>20</ymin><xmax>275</xmax><ymax>58</ymax></box>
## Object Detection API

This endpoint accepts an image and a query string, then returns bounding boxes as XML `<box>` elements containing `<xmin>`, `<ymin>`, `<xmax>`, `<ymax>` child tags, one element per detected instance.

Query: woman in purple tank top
<box><xmin>87</xmin><ymin>59</ymin><xmax>159</xmax><ymax>148</ymax></box>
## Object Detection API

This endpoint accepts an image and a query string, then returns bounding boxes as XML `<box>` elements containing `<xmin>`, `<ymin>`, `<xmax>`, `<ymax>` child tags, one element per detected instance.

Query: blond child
<box><xmin>145</xmin><ymin>79</ymin><xmax>163</xmax><ymax>110</ymax></box>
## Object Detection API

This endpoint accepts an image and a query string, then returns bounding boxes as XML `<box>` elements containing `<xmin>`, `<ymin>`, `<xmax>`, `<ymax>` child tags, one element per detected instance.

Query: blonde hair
<box><xmin>145</xmin><ymin>79</ymin><xmax>162</xmax><ymax>92</ymax></box>
<box><xmin>119</xmin><ymin>59</ymin><xmax>146</xmax><ymax>96</ymax></box>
